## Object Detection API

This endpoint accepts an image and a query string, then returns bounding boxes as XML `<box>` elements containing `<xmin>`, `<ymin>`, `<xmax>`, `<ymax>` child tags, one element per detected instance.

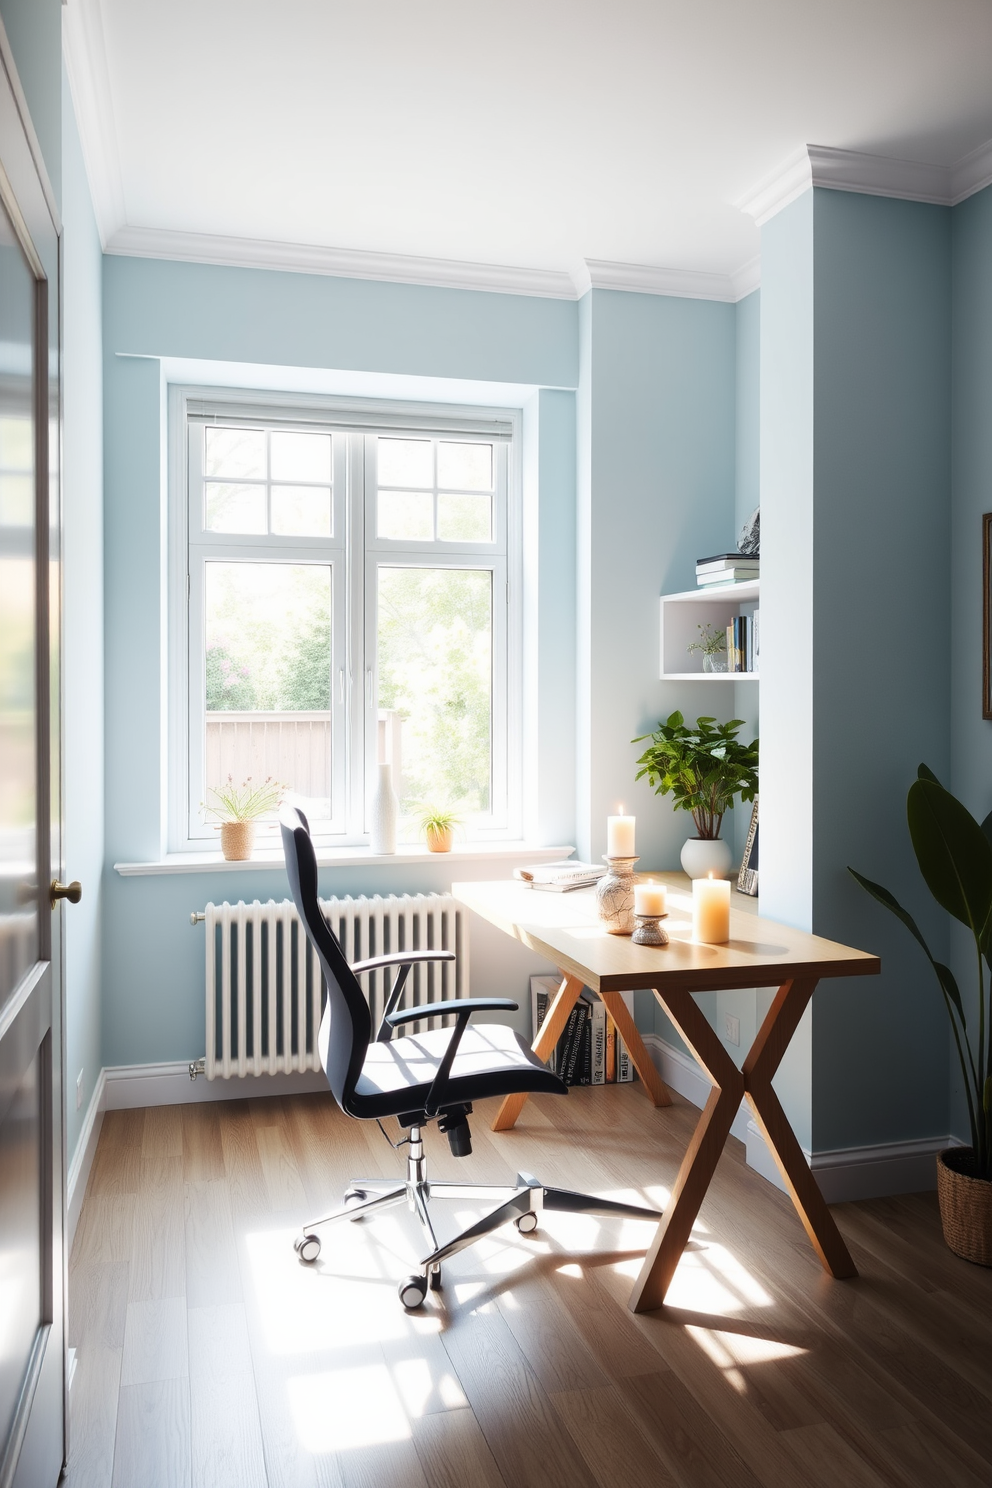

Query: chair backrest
<box><xmin>280</xmin><ymin>805</ymin><xmax>372</xmax><ymax>1111</ymax></box>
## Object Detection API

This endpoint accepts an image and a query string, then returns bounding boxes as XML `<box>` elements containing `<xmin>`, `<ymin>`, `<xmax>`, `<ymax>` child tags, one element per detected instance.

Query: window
<box><xmin>170</xmin><ymin>391</ymin><xmax>520</xmax><ymax>850</ymax></box>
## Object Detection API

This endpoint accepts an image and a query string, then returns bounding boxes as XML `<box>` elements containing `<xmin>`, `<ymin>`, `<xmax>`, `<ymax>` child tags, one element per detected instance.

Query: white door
<box><xmin>0</xmin><ymin>39</ymin><xmax>66</xmax><ymax>1488</ymax></box>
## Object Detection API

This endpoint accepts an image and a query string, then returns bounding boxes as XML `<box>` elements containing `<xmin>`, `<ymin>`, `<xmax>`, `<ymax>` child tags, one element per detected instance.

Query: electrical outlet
<box><xmin>723</xmin><ymin>1014</ymin><xmax>740</xmax><ymax>1047</ymax></box>
<box><xmin>76</xmin><ymin>1070</ymin><xmax>84</xmax><ymax>1111</ymax></box>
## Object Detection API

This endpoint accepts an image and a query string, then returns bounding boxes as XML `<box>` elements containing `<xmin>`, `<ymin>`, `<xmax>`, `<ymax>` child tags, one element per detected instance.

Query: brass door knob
<box><xmin>51</xmin><ymin>880</ymin><xmax>82</xmax><ymax>907</ymax></box>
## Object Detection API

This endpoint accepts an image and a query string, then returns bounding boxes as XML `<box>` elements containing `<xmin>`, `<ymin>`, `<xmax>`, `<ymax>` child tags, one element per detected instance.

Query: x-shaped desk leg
<box><xmin>627</xmin><ymin>976</ymin><xmax>856</xmax><ymax>1313</ymax></box>
<box><xmin>491</xmin><ymin>971</ymin><xmax>672</xmax><ymax>1132</ymax></box>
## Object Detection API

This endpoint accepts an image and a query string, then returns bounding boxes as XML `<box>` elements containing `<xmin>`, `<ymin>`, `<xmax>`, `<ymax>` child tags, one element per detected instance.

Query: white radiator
<box><xmin>200</xmin><ymin>894</ymin><xmax>469</xmax><ymax>1080</ymax></box>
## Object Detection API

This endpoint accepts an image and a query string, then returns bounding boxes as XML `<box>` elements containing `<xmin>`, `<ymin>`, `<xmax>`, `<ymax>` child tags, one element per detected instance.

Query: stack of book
<box><xmin>726</xmin><ymin>611</ymin><xmax>759</xmax><ymax>672</ymax></box>
<box><xmin>530</xmin><ymin>976</ymin><xmax>637</xmax><ymax>1086</ymax></box>
<box><xmin>696</xmin><ymin>552</ymin><xmax>760</xmax><ymax>587</ymax></box>
<box><xmin>513</xmin><ymin>860</ymin><xmax>606</xmax><ymax>892</ymax></box>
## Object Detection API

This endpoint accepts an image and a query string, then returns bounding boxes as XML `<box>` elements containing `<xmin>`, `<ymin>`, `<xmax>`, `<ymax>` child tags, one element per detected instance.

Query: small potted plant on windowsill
<box><xmin>851</xmin><ymin>766</ymin><xmax>992</xmax><ymax>1266</ymax></box>
<box><xmin>203</xmin><ymin>776</ymin><xmax>284</xmax><ymax>861</ymax></box>
<box><xmin>417</xmin><ymin>806</ymin><xmax>462</xmax><ymax>854</ymax></box>
<box><xmin>633</xmin><ymin>711</ymin><xmax>759</xmax><ymax>879</ymax></box>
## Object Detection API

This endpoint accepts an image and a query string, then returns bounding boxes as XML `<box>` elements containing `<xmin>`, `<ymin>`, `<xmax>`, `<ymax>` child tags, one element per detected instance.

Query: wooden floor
<box><xmin>65</xmin><ymin>1085</ymin><xmax>992</xmax><ymax>1488</ymax></box>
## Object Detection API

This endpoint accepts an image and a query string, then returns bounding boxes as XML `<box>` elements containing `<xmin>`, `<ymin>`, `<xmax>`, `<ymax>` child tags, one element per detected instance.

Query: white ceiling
<box><xmin>65</xmin><ymin>0</ymin><xmax>992</xmax><ymax>297</ymax></box>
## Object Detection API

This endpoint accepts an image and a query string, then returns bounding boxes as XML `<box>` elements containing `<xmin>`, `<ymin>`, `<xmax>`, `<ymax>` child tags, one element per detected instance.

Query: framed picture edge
<box><xmin>737</xmin><ymin>795</ymin><xmax>759</xmax><ymax>897</ymax></box>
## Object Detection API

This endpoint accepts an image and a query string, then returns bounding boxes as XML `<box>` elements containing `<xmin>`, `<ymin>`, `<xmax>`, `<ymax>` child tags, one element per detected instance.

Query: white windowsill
<box><xmin>114</xmin><ymin>843</ymin><xmax>575</xmax><ymax>877</ymax></box>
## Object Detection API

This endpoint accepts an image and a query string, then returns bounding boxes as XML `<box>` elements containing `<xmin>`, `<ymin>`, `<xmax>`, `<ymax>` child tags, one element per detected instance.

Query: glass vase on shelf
<box><xmin>703</xmin><ymin>653</ymin><xmax>727</xmax><ymax>674</ymax></box>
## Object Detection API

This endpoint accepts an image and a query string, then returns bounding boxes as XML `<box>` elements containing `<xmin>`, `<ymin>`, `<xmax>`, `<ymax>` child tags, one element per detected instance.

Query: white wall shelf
<box><xmin>660</xmin><ymin>579</ymin><xmax>759</xmax><ymax>680</ymax></box>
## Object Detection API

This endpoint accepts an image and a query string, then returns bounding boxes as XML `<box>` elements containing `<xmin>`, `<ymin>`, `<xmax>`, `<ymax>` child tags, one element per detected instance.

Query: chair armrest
<box><xmin>352</xmin><ymin>949</ymin><xmax>456</xmax><ymax>975</ymax></box>
<box><xmin>385</xmin><ymin>997</ymin><xmax>518</xmax><ymax>1030</ymax></box>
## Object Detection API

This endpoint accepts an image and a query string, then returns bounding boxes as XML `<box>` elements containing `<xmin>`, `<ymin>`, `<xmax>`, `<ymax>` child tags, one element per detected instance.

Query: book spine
<box><xmin>591</xmin><ymin>1000</ymin><xmax>606</xmax><ymax>1084</ymax></box>
<box><xmin>558</xmin><ymin>1005</ymin><xmax>581</xmax><ymax>1085</ymax></box>
<box><xmin>617</xmin><ymin>1035</ymin><xmax>633</xmax><ymax>1082</ymax></box>
<box><xmin>605</xmin><ymin>1015</ymin><xmax>617</xmax><ymax>1082</ymax></box>
<box><xmin>579</xmin><ymin>1004</ymin><xmax>592</xmax><ymax>1085</ymax></box>
<box><xmin>564</xmin><ymin>1006</ymin><xmax>586</xmax><ymax>1085</ymax></box>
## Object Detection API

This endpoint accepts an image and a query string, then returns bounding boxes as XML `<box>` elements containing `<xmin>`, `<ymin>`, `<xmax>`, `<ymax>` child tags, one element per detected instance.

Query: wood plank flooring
<box><xmin>64</xmin><ymin>1087</ymin><xmax>992</xmax><ymax>1488</ymax></box>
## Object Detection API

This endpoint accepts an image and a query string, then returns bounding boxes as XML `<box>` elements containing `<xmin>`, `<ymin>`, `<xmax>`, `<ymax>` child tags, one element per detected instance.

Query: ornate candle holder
<box><xmin>596</xmin><ymin>855</ymin><xmax>638</xmax><ymax>935</ymax></box>
<box><xmin>632</xmin><ymin>914</ymin><xmax>669</xmax><ymax>947</ymax></box>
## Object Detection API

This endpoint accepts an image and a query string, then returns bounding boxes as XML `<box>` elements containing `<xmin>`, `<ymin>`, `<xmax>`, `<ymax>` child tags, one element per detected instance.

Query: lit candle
<box><xmin>693</xmin><ymin>875</ymin><xmax>730</xmax><ymax>944</ymax></box>
<box><xmin>607</xmin><ymin>808</ymin><xmax>636</xmax><ymax>857</ymax></box>
<box><xmin>634</xmin><ymin>882</ymin><xmax>667</xmax><ymax>917</ymax></box>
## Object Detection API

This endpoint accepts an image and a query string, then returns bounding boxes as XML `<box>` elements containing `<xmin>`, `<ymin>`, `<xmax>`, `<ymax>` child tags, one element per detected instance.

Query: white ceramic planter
<box><xmin>680</xmin><ymin>836</ymin><xmax>733</xmax><ymax>880</ymax></box>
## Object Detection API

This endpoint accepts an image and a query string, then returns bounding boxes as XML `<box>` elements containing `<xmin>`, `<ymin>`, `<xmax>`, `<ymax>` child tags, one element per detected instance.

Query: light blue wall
<box><xmin>0</xmin><ymin>0</ymin><xmax>60</xmax><ymax>204</ymax></box>
<box><xmin>760</xmin><ymin>187</ymin><xmax>952</xmax><ymax>1153</ymax></box>
<box><xmin>101</xmin><ymin>257</ymin><xmax>584</xmax><ymax>1066</ymax></box>
<box><xmin>735</xmin><ymin>289</ymin><xmax>760</xmax><ymax>534</ymax></box>
<box><xmin>62</xmin><ymin>74</ymin><xmax>105</xmax><ymax>1160</ymax></box>
<box><xmin>949</xmin><ymin>182</ymin><xmax>992</xmax><ymax>1139</ymax></box>
<box><xmin>577</xmin><ymin>288</ymin><xmax>738</xmax><ymax>868</ymax></box>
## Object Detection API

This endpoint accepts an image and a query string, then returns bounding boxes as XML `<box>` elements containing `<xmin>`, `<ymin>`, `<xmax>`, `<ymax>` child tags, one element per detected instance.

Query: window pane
<box><xmin>271</xmin><ymin>485</ymin><xmax>331</xmax><ymax>537</ymax></box>
<box><xmin>204</xmin><ymin>482</ymin><xmax>267</xmax><ymax>534</ymax></box>
<box><xmin>437</xmin><ymin>493</ymin><xmax>492</xmax><ymax>543</ymax></box>
<box><xmin>377</xmin><ymin>490</ymin><xmax>433</xmax><ymax>541</ymax></box>
<box><xmin>205</xmin><ymin>427</ymin><xmax>266</xmax><ymax>479</ymax></box>
<box><xmin>377</xmin><ymin>437</ymin><xmax>432</xmax><ymax>488</ymax></box>
<box><xmin>204</xmin><ymin>562</ymin><xmax>332</xmax><ymax>816</ymax></box>
<box><xmin>377</xmin><ymin>567</ymin><xmax>492</xmax><ymax>816</ymax></box>
<box><xmin>271</xmin><ymin>431</ymin><xmax>331</xmax><ymax>483</ymax></box>
<box><xmin>438</xmin><ymin>441</ymin><xmax>492</xmax><ymax>491</ymax></box>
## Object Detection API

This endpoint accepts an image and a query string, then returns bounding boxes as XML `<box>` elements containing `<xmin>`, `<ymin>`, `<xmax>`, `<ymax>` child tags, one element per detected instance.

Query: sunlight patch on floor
<box><xmin>612</xmin><ymin>1235</ymin><xmax>773</xmax><ymax>1314</ymax></box>
<box><xmin>287</xmin><ymin>1364</ymin><xmax>411</xmax><ymax>1451</ymax></box>
<box><xmin>687</xmin><ymin>1324</ymin><xmax>807</xmax><ymax>1392</ymax></box>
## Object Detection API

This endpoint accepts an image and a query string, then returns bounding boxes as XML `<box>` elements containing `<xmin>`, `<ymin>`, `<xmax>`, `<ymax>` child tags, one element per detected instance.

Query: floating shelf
<box><xmin>660</xmin><ymin>580</ymin><xmax>759</xmax><ymax>681</ymax></box>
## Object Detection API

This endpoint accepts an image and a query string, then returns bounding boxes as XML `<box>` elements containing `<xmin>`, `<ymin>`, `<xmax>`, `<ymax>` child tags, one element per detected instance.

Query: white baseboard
<box><xmin>641</xmin><ymin>1031</ymin><xmax>960</xmax><ymax>1203</ymax></box>
<box><xmin>67</xmin><ymin>1069</ymin><xmax>106</xmax><ymax>1250</ymax></box>
<box><xmin>102</xmin><ymin>1060</ymin><xmax>329</xmax><ymax>1110</ymax></box>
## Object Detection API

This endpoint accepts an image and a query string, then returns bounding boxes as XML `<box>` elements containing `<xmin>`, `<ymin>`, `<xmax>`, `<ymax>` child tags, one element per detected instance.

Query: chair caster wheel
<box><xmin>399</xmin><ymin>1274</ymin><xmax>429</xmax><ymax>1310</ymax></box>
<box><xmin>343</xmin><ymin>1188</ymin><xmax>367</xmax><ymax>1219</ymax></box>
<box><xmin>515</xmin><ymin>1210</ymin><xmax>539</xmax><ymax>1235</ymax></box>
<box><xmin>429</xmin><ymin>1265</ymin><xmax>442</xmax><ymax>1291</ymax></box>
<box><xmin>295</xmin><ymin>1233</ymin><xmax>321</xmax><ymax>1263</ymax></box>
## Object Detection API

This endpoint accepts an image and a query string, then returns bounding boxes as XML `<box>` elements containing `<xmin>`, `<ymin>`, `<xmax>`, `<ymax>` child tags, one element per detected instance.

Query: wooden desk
<box><xmin>452</xmin><ymin>873</ymin><xmax>881</xmax><ymax>1312</ymax></box>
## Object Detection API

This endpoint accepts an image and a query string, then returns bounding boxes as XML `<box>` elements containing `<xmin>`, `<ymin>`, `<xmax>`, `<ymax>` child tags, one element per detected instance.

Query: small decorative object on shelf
<box><xmin>596</xmin><ymin>856</ymin><xmax>638</xmax><ymax>935</ymax></box>
<box><xmin>369</xmin><ymin>761</ymin><xmax>399</xmax><ymax>854</ymax></box>
<box><xmin>696</xmin><ymin>551</ymin><xmax>759</xmax><ymax>587</ymax></box>
<box><xmin>633</xmin><ymin>711</ymin><xmax>758</xmax><ymax>879</ymax></box>
<box><xmin>202</xmin><ymin>775</ymin><xmax>284</xmax><ymax>861</ymax></box>
<box><xmin>851</xmin><ymin>765</ymin><xmax>992</xmax><ymax>1264</ymax></box>
<box><xmin>417</xmin><ymin>804</ymin><xmax>461</xmax><ymax>853</ymax></box>
<box><xmin>687</xmin><ymin>623</ymin><xmax>727</xmax><ymax>673</ymax></box>
<box><xmin>737</xmin><ymin>506</ymin><xmax>760</xmax><ymax>556</ymax></box>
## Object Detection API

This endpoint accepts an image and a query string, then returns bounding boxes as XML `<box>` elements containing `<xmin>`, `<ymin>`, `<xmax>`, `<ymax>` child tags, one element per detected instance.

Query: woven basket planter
<box><xmin>220</xmin><ymin>820</ymin><xmax>255</xmax><ymax>861</ymax></box>
<box><xmin>936</xmin><ymin>1149</ymin><xmax>992</xmax><ymax>1267</ymax></box>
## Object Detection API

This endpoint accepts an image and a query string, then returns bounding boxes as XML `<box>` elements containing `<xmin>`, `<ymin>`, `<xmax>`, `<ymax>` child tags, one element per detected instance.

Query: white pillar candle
<box><xmin>693</xmin><ymin>876</ymin><xmax>730</xmax><ymax>944</ymax></box>
<box><xmin>634</xmin><ymin>882</ymin><xmax>667</xmax><ymax>917</ymax></box>
<box><xmin>607</xmin><ymin>810</ymin><xmax>635</xmax><ymax>857</ymax></box>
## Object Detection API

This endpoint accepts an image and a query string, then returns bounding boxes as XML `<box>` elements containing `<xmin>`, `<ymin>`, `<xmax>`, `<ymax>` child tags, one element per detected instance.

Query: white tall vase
<box><xmin>369</xmin><ymin>761</ymin><xmax>398</xmax><ymax>854</ymax></box>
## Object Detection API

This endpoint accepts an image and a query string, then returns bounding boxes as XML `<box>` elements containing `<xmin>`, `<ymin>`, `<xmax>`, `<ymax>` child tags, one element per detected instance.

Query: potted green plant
<box><xmin>850</xmin><ymin>766</ymin><xmax>992</xmax><ymax>1266</ymax></box>
<box><xmin>203</xmin><ymin>775</ymin><xmax>284</xmax><ymax>861</ymax></box>
<box><xmin>687</xmin><ymin>622</ymin><xmax>728</xmax><ymax>674</ymax></box>
<box><xmin>417</xmin><ymin>805</ymin><xmax>461</xmax><ymax>854</ymax></box>
<box><xmin>633</xmin><ymin>711</ymin><xmax>759</xmax><ymax>878</ymax></box>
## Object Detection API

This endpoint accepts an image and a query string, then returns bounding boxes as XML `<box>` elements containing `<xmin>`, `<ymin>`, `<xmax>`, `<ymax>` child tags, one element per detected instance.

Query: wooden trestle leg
<box><xmin>491</xmin><ymin>971</ymin><xmax>673</xmax><ymax>1132</ymax></box>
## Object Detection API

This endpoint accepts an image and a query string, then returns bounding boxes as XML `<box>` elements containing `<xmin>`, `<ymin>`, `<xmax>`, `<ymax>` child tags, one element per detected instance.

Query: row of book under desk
<box><xmin>530</xmin><ymin>976</ymin><xmax>638</xmax><ymax>1086</ymax></box>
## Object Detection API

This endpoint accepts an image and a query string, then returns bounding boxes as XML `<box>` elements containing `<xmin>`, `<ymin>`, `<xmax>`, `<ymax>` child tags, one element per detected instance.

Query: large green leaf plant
<box><xmin>850</xmin><ymin>765</ymin><xmax>992</xmax><ymax>1179</ymax></box>
<box><xmin>633</xmin><ymin>712</ymin><xmax>759</xmax><ymax>841</ymax></box>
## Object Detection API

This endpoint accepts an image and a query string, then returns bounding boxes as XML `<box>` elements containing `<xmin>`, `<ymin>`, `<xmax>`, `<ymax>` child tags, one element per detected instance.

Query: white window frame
<box><xmin>167</xmin><ymin>386</ymin><xmax>522</xmax><ymax>852</ymax></box>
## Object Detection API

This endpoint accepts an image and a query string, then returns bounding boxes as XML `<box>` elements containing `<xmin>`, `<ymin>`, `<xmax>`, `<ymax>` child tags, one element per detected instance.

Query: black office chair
<box><xmin>280</xmin><ymin>805</ymin><xmax>662</xmax><ymax>1308</ymax></box>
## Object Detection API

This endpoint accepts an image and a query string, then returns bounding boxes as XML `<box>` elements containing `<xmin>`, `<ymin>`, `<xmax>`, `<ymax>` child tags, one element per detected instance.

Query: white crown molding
<box><xmin>105</xmin><ymin>223</ymin><xmax>578</xmax><ymax>299</ymax></box>
<box><xmin>951</xmin><ymin>137</ymin><xmax>992</xmax><ymax>205</ymax></box>
<box><xmin>575</xmin><ymin>257</ymin><xmax>746</xmax><ymax>303</ymax></box>
<box><xmin>738</xmin><ymin>139</ymin><xmax>992</xmax><ymax>226</ymax></box>
<box><xmin>62</xmin><ymin>0</ymin><xmax>127</xmax><ymax>246</ymax></box>
<box><xmin>731</xmin><ymin>254</ymin><xmax>761</xmax><ymax>300</ymax></box>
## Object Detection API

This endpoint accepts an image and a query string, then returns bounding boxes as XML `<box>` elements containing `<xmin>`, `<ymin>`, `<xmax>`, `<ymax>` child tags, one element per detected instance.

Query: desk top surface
<box><xmin>452</xmin><ymin>872</ymin><xmax>881</xmax><ymax>993</ymax></box>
